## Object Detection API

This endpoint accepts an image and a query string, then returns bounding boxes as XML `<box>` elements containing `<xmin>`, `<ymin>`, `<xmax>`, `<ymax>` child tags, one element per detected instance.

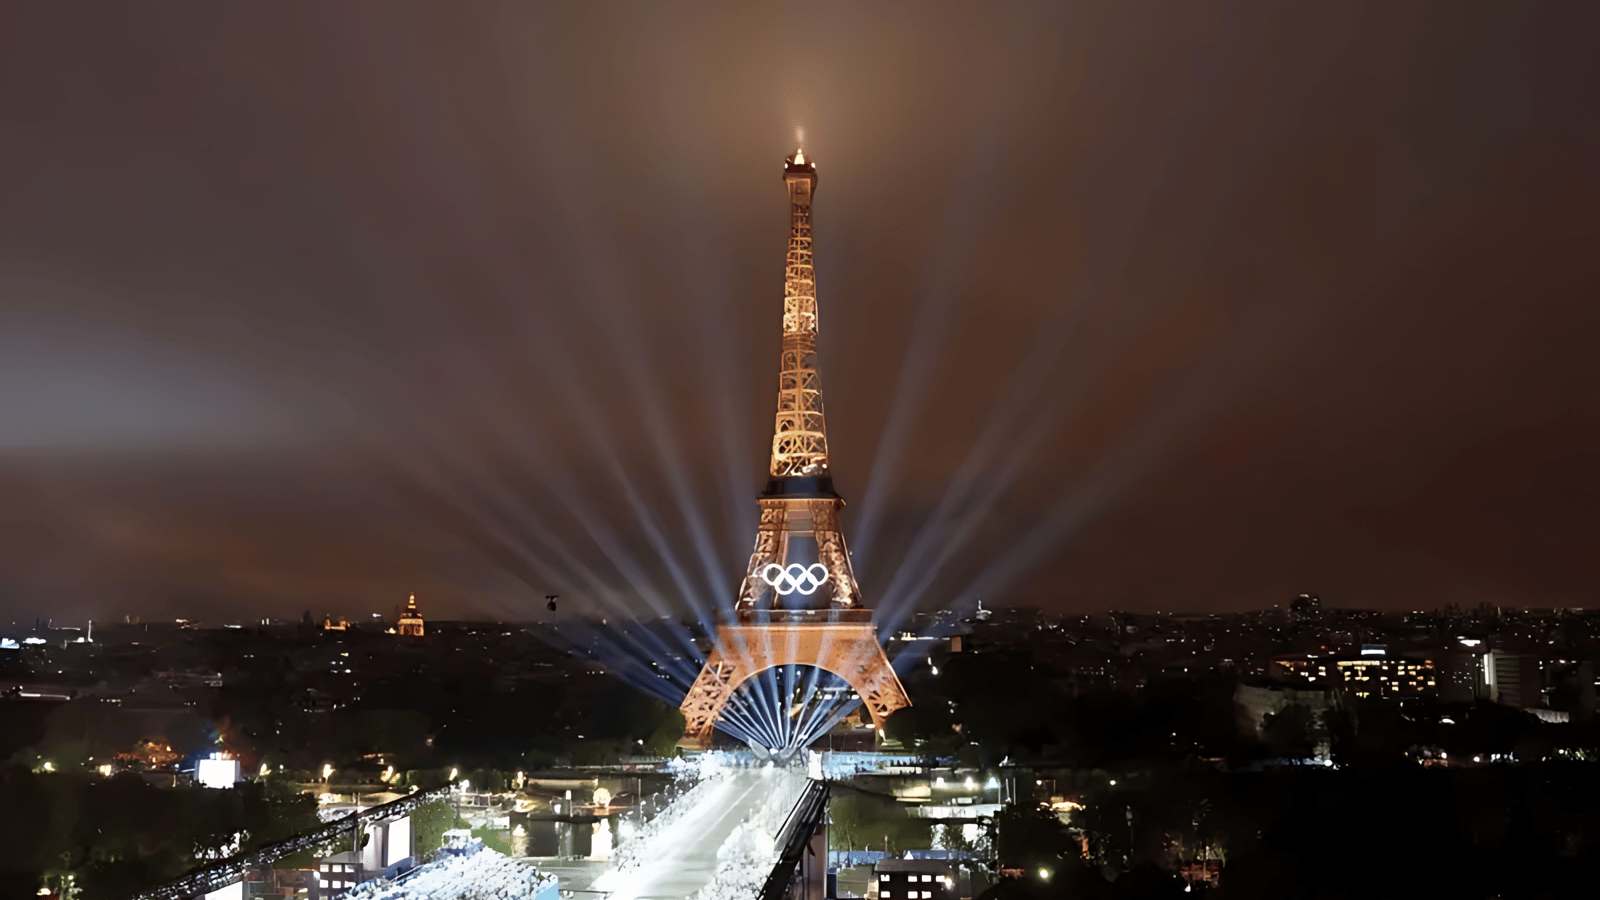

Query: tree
<box><xmin>644</xmin><ymin>708</ymin><xmax>687</xmax><ymax>758</ymax></box>
<box><xmin>828</xmin><ymin>789</ymin><xmax>932</xmax><ymax>856</ymax></box>
<box><xmin>409</xmin><ymin>799</ymin><xmax>453</xmax><ymax>864</ymax></box>
<box><xmin>995</xmin><ymin>803</ymin><xmax>1076</xmax><ymax>875</ymax></box>
<box><xmin>1260</xmin><ymin>704</ymin><xmax>1317</xmax><ymax>759</ymax></box>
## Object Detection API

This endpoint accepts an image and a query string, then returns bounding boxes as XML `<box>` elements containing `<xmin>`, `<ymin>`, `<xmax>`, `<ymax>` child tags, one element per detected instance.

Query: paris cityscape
<box><xmin>3</xmin><ymin>4</ymin><xmax>1598</xmax><ymax>900</ymax></box>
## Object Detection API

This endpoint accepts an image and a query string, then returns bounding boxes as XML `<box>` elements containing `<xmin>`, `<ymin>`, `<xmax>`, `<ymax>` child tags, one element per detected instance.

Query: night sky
<box><xmin>2</xmin><ymin>3</ymin><xmax>1597</xmax><ymax>624</ymax></box>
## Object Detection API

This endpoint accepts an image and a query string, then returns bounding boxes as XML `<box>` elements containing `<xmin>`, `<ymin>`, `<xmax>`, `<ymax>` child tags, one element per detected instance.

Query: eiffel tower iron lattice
<box><xmin>678</xmin><ymin>150</ymin><xmax>910</xmax><ymax>750</ymax></box>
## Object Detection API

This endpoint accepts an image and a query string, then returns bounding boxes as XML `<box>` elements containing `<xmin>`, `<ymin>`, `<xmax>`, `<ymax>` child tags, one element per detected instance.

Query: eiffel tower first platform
<box><xmin>677</xmin><ymin>150</ymin><xmax>910</xmax><ymax>751</ymax></box>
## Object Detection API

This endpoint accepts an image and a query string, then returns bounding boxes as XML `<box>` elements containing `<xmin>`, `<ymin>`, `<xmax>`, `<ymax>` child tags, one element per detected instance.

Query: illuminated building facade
<box><xmin>397</xmin><ymin>593</ymin><xmax>426</xmax><ymax>638</ymax></box>
<box><xmin>1482</xmin><ymin>649</ymin><xmax>1539</xmax><ymax>707</ymax></box>
<box><xmin>874</xmin><ymin>859</ymin><xmax>958</xmax><ymax>900</ymax></box>
<box><xmin>678</xmin><ymin>151</ymin><xmax>910</xmax><ymax>750</ymax></box>
<box><xmin>1274</xmin><ymin>651</ymin><xmax>1437</xmax><ymax>700</ymax></box>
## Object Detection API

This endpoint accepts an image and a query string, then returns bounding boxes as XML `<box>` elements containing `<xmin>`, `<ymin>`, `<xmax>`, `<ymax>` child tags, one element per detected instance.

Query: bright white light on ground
<box><xmin>385</xmin><ymin>815</ymin><xmax>411</xmax><ymax>867</ymax></box>
<box><xmin>345</xmin><ymin>846</ymin><xmax>556</xmax><ymax>900</ymax></box>
<box><xmin>203</xmin><ymin>880</ymin><xmax>244</xmax><ymax>900</ymax></box>
<box><xmin>198</xmin><ymin>756</ymin><xmax>241</xmax><ymax>789</ymax></box>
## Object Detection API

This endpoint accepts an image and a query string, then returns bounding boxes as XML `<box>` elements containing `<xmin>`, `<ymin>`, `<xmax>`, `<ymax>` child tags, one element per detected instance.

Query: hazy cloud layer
<box><xmin>1</xmin><ymin>3</ymin><xmax>1597</xmax><ymax>623</ymax></box>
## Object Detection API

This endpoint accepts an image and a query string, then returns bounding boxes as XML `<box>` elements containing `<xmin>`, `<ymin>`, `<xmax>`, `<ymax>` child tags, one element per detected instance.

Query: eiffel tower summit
<box><xmin>678</xmin><ymin>149</ymin><xmax>911</xmax><ymax>751</ymax></box>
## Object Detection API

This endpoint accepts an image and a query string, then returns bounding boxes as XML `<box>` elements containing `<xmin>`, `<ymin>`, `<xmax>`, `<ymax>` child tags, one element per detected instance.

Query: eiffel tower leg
<box><xmin>735</xmin><ymin>504</ymin><xmax>785</xmax><ymax>610</ymax></box>
<box><xmin>843</xmin><ymin>641</ymin><xmax>911</xmax><ymax>733</ymax></box>
<box><xmin>810</xmin><ymin>500</ymin><xmax>857</xmax><ymax>608</ymax></box>
<box><xmin>677</xmin><ymin>647</ymin><xmax>742</xmax><ymax>750</ymax></box>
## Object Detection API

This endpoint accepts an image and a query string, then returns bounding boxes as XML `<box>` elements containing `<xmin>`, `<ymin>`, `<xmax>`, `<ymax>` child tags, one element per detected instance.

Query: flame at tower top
<box><xmin>768</xmin><ymin>149</ymin><xmax>831</xmax><ymax>491</ymax></box>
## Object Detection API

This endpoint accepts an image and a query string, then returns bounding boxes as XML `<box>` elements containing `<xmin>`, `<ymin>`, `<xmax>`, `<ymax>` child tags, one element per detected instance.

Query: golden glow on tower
<box><xmin>771</xmin><ymin>148</ymin><xmax>828</xmax><ymax>478</ymax></box>
<box><xmin>678</xmin><ymin>149</ymin><xmax>911</xmax><ymax>750</ymax></box>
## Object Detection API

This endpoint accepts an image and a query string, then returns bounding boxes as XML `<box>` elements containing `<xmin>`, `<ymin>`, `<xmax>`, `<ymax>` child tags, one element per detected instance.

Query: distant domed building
<box><xmin>397</xmin><ymin>594</ymin><xmax>426</xmax><ymax>638</ymax></box>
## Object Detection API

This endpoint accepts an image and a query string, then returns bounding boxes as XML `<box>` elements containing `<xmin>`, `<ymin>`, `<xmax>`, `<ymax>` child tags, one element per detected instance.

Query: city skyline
<box><xmin>2</xmin><ymin>3</ymin><xmax>1598</xmax><ymax>624</ymax></box>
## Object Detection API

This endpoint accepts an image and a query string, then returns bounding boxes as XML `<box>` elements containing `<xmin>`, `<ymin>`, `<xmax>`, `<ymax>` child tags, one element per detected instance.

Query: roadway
<box><xmin>583</xmin><ymin>769</ymin><xmax>777</xmax><ymax>900</ymax></box>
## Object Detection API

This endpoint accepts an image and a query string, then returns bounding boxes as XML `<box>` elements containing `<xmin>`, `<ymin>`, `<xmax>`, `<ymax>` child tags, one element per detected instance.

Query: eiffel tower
<box><xmin>678</xmin><ymin>149</ymin><xmax>910</xmax><ymax>751</ymax></box>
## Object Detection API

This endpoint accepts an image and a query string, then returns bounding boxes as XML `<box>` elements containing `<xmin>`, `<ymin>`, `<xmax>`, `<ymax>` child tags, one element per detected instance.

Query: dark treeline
<box><xmin>0</xmin><ymin>668</ymin><xmax>685</xmax><ymax>900</ymax></box>
<box><xmin>989</xmin><ymin>762</ymin><xmax>1600</xmax><ymax>899</ymax></box>
<box><xmin>905</xmin><ymin>648</ymin><xmax>1600</xmax><ymax>769</ymax></box>
<box><xmin>0</xmin><ymin>771</ymin><xmax>317</xmax><ymax>900</ymax></box>
<box><xmin>886</xmin><ymin>648</ymin><xmax>1600</xmax><ymax>898</ymax></box>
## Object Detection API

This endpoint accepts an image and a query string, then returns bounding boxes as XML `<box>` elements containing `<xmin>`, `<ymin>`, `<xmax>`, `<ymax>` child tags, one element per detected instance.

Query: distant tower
<box><xmin>397</xmin><ymin>594</ymin><xmax>426</xmax><ymax>638</ymax></box>
<box><xmin>678</xmin><ymin>150</ymin><xmax>910</xmax><ymax>750</ymax></box>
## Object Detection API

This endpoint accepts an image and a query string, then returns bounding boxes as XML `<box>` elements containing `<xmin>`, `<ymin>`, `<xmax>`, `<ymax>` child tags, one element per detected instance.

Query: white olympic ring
<box><xmin>760</xmin><ymin>562</ymin><xmax>830</xmax><ymax>596</ymax></box>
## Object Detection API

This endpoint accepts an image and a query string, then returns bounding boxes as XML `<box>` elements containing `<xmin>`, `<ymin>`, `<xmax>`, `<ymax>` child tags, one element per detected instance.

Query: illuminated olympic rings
<box><xmin>760</xmin><ymin>562</ymin><xmax>831</xmax><ymax>596</ymax></box>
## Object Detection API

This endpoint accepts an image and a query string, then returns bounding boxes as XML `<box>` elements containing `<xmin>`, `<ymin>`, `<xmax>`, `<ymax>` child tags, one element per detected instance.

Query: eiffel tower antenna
<box><xmin>678</xmin><ymin>148</ymin><xmax>910</xmax><ymax>751</ymax></box>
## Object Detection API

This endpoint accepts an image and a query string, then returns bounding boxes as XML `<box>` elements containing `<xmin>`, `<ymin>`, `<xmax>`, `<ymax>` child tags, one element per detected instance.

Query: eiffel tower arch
<box><xmin>679</xmin><ymin>150</ymin><xmax>910</xmax><ymax>750</ymax></box>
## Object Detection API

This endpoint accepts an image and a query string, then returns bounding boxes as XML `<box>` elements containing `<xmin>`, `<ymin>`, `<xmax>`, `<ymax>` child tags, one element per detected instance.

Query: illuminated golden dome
<box><xmin>397</xmin><ymin>593</ymin><xmax>425</xmax><ymax>638</ymax></box>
